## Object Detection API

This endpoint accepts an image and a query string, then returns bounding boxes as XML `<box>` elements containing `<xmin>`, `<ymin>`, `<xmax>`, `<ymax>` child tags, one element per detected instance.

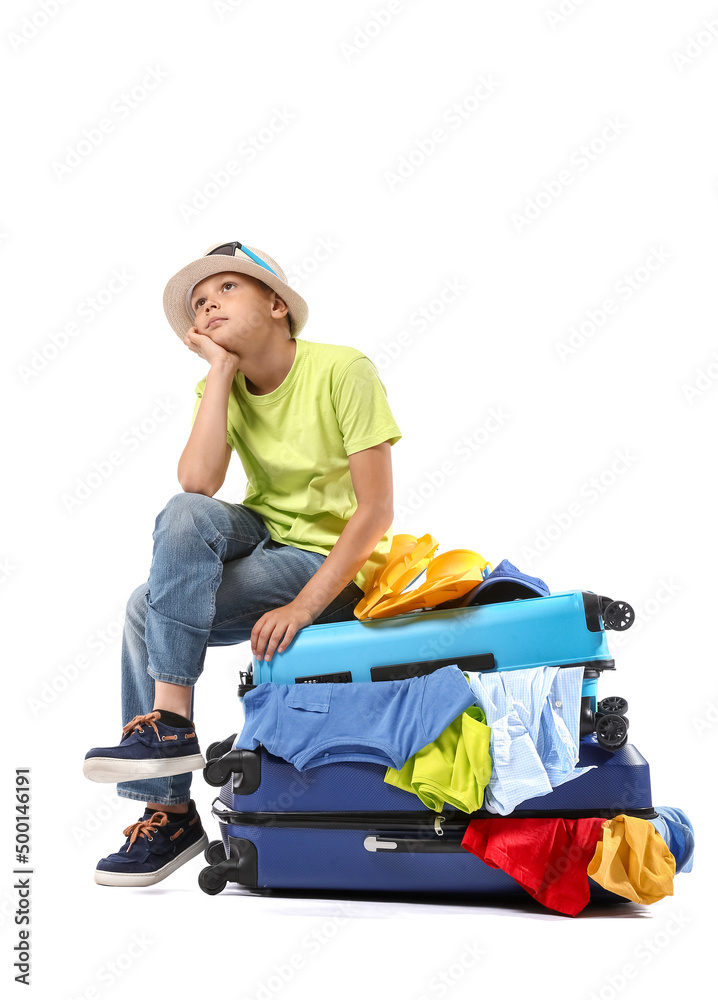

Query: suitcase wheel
<box><xmin>204</xmin><ymin>840</ymin><xmax>226</xmax><ymax>866</ymax></box>
<box><xmin>203</xmin><ymin>749</ymin><xmax>246</xmax><ymax>787</ymax></box>
<box><xmin>597</xmin><ymin>696</ymin><xmax>628</xmax><ymax>717</ymax></box>
<box><xmin>198</xmin><ymin>865</ymin><xmax>227</xmax><ymax>895</ymax></box>
<box><xmin>595</xmin><ymin>712</ymin><xmax>629</xmax><ymax>750</ymax></box>
<box><xmin>205</xmin><ymin>733</ymin><xmax>238</xmax><ymax>764</ymax></box>
<box><xmin>203</xmin><ymin>758</ymin><xmax>231</xmax><ymax>787</ymax></box>
<box><xmin>602</xmin><ymin>601</ymin><xmax>635</xmax><ymax>631</ymax></box>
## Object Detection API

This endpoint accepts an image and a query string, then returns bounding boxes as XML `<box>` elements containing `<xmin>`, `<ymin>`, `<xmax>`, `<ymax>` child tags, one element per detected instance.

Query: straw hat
<box><xmin>162</xmin><ymin>241</ymin><xmax>308</xmax><ymax>341</ymax></box>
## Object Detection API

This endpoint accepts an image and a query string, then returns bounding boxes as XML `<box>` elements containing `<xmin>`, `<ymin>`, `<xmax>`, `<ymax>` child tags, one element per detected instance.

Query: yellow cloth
<box><xmin>384</xmin><ymin>705</ymin><xmax>492</xmax><ymax>813</ymax></box>
<box><xmin>358</xmin><ymin>547</ymin><xmax>489</xmax><ymax>619</ymax></box>
<box><xmin>192</xmin><ymin>339</ymin><xmax>402</xmax><ymax>592</ymax></box>
<box><xmin>587</xmin><ymin>814</ymin><xmax>676</xmax><ymax>904</ymax></box>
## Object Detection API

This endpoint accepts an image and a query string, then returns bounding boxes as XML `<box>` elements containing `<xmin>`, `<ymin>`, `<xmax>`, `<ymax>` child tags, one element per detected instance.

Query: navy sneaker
<box><xmin>83</xmin><ymin>711</ymin><xmax>205</xmax><ymax>783</ymax></box>
<box><xmin>94</xmin><ymin>801</ymin><xmax>209</xmax><ymax>886</ymax></box>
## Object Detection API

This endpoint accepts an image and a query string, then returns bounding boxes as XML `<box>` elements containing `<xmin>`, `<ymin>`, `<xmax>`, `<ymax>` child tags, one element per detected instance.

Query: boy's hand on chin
<box><xmin>183</xmin><ymin>326</ymin><xmax>240</xmax><ymax>371</ymax></box>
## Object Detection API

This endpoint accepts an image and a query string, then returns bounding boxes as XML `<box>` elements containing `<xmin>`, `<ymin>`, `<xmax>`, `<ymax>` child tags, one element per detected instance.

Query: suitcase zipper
<box><xmin>363</xmin><ymin>813</ymin><xmax>466</xmax><ymax>853</ymax></box>
<box><xmin>212</xmin><ymin>798</ymin><xmax>464</xmax><ymax>833</ymax></box>
<box><xmin>211</xmin><ymin>798</ymin><xmax>657</xmax><ymax>832</ymax></box>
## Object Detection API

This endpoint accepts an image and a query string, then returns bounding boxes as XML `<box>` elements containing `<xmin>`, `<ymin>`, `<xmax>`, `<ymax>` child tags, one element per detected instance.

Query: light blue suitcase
<box><xmin>239</xmin><ymin>591</ymin><xmax>635</xmax><ymax>750</ymax></box>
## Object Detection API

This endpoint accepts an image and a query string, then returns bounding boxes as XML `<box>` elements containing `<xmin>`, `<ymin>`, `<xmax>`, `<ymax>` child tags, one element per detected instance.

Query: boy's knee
<box><xmin>155</xmin><ymin>492</ymin><xmax>216</xmax><ymax>532</ymax></box>
<box><xmin>125</xmin><ymin>583</ymin><xmax>149</xmax><ymax>631</ymax></box>
<box><xmin>161</xmin><ymin>491</ymin><xmax>214</xmax><ymax>515</ymax></box>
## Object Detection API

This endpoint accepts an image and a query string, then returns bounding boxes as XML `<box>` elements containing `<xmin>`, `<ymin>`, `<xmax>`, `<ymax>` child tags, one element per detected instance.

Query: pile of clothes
<box><xmin>232</xmin><ymin>549</ymin><xmax>694</xmax><ymax>916</ymax></box>
<box><xmin>235</xmin><ymin>658</ymin><xmax>693</xmax><ymax>916</ymax></box>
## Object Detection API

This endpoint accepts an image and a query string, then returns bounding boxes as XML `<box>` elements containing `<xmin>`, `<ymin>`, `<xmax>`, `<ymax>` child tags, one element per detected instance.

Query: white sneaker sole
<box><xmin>94</xmin><ymin>832</ymin><xmax>209</xmax><ymax>886</ymax></box>
<box><xmin>83</xmin><ymin>753</ymin><xmax>206</xmax><ymax>783</ymax></box>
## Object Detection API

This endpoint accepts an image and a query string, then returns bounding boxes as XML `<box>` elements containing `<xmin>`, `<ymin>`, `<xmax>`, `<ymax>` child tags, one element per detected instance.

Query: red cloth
<box><xmin>461</xmin><ymin>816</ymin><xmax>607</xmax><ymax>916</ymax></box>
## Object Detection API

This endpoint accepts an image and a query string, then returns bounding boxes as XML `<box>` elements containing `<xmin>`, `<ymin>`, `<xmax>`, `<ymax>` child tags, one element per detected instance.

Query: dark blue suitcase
<box><xmin>198</xmin><ymin>734</ymin><xmax>669</xmax><ymax>903</ymax></box>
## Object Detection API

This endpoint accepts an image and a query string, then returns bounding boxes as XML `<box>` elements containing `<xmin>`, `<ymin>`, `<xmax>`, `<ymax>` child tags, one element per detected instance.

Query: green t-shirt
<box><xmin>191</xmin><ymin>338</ymin><xmax>402</xmax><ymax>593</ymax></box>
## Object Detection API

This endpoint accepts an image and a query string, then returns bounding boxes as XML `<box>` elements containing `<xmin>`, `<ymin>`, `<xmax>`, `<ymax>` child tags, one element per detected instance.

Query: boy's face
<box><xmin>189</xmin><ymin>270</ymin><xmax>289</xmax><ymax>346</ymax></box>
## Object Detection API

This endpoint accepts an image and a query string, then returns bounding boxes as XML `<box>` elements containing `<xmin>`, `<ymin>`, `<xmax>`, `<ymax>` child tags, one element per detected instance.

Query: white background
<box><xmin>2</xmin><ymin>0</ymin><xmax>714</xmax><ymax>997</ymax></box>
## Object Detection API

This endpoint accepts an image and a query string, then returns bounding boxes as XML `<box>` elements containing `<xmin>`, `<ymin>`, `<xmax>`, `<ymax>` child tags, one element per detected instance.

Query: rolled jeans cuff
<box><xmin>145</xmin><ymin>605</ymin><xmax>209</xmax><ymax>686</ymax></box>
<box><xmin>116</xmin><ymin>789</ymin><xmax>191</xmax><ymax>806</ymax></box>
<box><xmin>146</xmin><ymin>667</ymin><xmax>197</xmax><ymax>686</ymax></box>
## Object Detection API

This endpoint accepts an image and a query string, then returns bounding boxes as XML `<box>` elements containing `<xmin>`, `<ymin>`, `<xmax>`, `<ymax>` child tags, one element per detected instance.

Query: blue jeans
<box><xmin>117</xmin><ymin>492</ymin><xmax>363</xmax><ymax>805</ymax></box>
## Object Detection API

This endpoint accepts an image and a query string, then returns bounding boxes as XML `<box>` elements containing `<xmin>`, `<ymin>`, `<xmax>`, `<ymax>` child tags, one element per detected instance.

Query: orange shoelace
<box><xmin>122</xmin><ymin>711</ymin><xmax>162</xmax><ymax>741</ymax></box>
<box><xmin>123</xmin><ymin>811</ymin><xmax>169</xmax><ymax>852</ymax></box>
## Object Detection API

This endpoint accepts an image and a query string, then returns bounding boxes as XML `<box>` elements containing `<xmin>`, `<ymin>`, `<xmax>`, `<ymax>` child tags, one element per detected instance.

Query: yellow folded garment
<box><xmin>358</xmin><ymin>546</ymin><xmax>491</xmax><ymax>620</ymax></box>
<box><xmin>587</xmin><ymin>814</ymin><xmax>676</xmax><ymax>904</ymax></box>
<box><xmin>384</xmin><ymin>705</ymin><xmax>492</xmax><ymax>813</ymax></box>
<box><xmin>354</xmin><ymin>533</ymin><xmax>439</xmax><ymax>619</ymax></box>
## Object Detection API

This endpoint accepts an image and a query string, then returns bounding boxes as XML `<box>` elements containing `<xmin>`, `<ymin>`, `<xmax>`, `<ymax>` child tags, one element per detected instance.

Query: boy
<box><xmin>82</xmin><ymin>241</ymin><xmax>402</xmax><ymax>886</ymax></box>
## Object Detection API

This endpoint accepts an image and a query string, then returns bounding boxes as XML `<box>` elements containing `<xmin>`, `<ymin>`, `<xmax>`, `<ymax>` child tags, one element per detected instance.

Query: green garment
<box><xmin>384</xmin><ymin>705</ymin><xmax>492</xmax><ymax>813</ymax></box>
<box><xmin>192</xmin><ymin>339</ymin><xmax>402</xmax><ymax>592</ymax></box>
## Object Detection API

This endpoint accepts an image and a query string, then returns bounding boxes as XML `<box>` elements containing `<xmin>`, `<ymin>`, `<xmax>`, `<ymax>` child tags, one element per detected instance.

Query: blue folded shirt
<box><xmin>237</xmin><ymin>665</ymin><xmax>476</xmax><ymax>770</ymax></box>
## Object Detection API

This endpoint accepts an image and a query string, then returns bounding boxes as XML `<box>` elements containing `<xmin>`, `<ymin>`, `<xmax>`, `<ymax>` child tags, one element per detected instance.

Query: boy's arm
<box><xmin>177</xmin><ymin>329</ymin><xmax>238</xmax><ymax>495</ymax></box>
<box><xmin>250</xmin><ymin>440</ymin><xmax>394</xmax><ymax>661</ymax></box>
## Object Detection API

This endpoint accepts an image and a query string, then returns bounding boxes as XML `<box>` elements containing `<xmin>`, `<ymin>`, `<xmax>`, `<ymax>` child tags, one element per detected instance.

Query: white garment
<box><xmin>464</xmin><ymin>666</ymin><xmax>595</xmax><ymax>815</ymax></box>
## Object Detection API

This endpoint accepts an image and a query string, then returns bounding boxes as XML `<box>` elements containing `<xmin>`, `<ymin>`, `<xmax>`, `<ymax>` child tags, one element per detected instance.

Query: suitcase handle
<box><xmin>364</xmin><ymin>833</ymin><xmax>466</xmax><ymax>854</ymax></box>
<box><xmin>364</xmin><ymin>812</ymin><xmax>468</xmax><ymax>852</ymax></box>
<box><xmin>370</xmin><ymin>652</ymin><xmax>495</xmax><ymax>682</ymax></box>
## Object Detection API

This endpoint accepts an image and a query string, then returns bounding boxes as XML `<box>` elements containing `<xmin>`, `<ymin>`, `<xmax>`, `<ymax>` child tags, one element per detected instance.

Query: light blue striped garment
<box><xmin>464</xmin><ymin>666</ymin><xmax>595</xmax><ymax>815</ymax></box>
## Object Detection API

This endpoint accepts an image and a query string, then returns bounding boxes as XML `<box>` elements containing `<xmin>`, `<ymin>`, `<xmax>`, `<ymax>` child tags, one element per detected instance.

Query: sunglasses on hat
<box><xmin>206</xmin><ymin>242</ymin><xmax>278</xmax><ymax>277</ymax></box>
